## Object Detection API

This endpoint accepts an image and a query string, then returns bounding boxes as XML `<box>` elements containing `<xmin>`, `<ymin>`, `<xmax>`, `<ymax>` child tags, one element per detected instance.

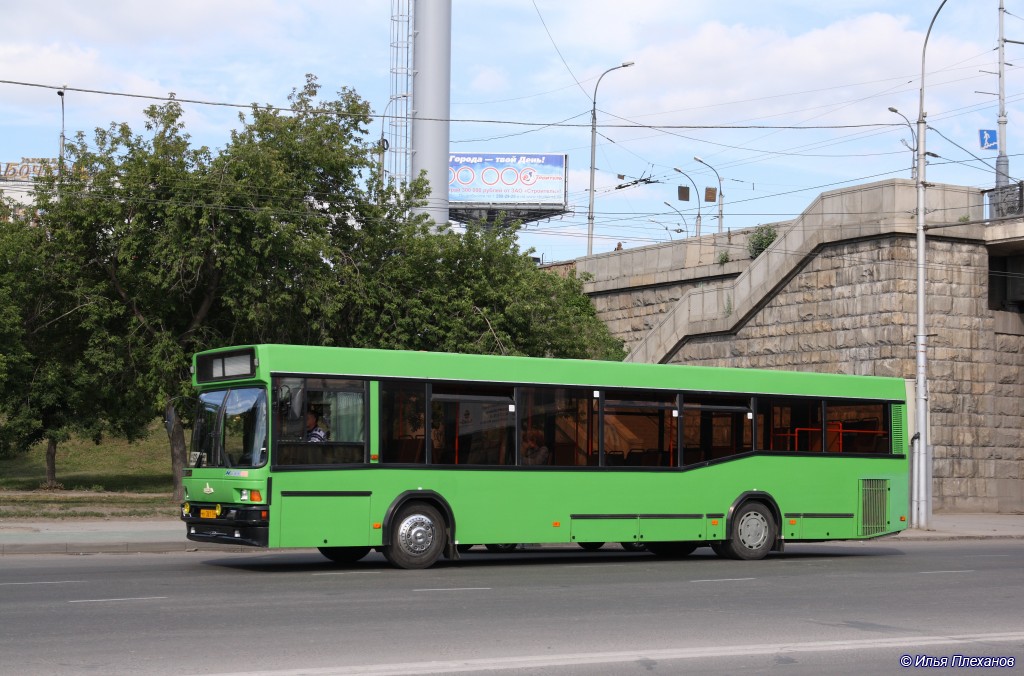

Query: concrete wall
<box><xmin>575</xmin><ymin>179</ymin><xmax>1024</xmax><ymax>513</ymax></box>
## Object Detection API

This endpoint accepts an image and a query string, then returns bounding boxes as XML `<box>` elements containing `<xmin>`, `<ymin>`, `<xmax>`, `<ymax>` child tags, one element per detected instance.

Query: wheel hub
<box><xmin>737</xmin><ymin>511</ymin><xmax>769</xmax><ymax>550</ymax></box>
<box><xmin>398</xmin><ymin>515</ymin><xmax>434</xmax><ymax>554</ymax></box>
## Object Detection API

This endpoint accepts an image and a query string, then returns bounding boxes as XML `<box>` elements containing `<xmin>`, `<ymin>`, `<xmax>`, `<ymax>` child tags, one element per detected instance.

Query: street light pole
<box><xmin>57</xmin><ymin>87</ymin><xmax>66</xmax><ymax>177</ymax></box>
<box><xmin>658</xmin><ymin>206</ymin><xmax>688</xmax><ymax>238</ymax></box>
<box><xmin>913</xmin><ymin>0</ymin><xmax>948</xmax><ymax>531</ymax></box>
<box><xmin>672</xmin><ymin>168</ymin><xmax>702</xmax><ymax>237</ymax></box>
<box><xmin>587</xmin><ymin>61</ymin><xmax>635</xmax><ymax>256</ymax></box>
<box><xmin>694</xmin><ymin>156</ymin><xmax>723</xmax><ymax>232</ymax></box>
<box><xmin>887</xmin><ymin>107</ymin><xmax>917</xmax><ymax>180</ymax></box>
<box><xmin>378</xmin><ymin>93</ymin><xmax>409</xmax><ymax>178</ymax></box>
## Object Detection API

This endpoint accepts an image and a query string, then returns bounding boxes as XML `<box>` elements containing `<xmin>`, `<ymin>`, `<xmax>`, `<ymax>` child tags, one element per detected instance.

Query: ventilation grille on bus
<box><xmin>860</xmin><ymin>479</ymin><xmax>889</xmax><ymax>536</ymax></box>
<box><xmin>891</xmin><ymin>405</ymin><xmax>907</xmax><ymax>454</ymax></box>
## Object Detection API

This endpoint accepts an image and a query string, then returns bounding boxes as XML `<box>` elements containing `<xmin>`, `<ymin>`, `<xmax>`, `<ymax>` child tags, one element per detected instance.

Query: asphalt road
<box><xmin>2</xmin><ymin>541</ymin><xmax>1022</xmax><ymax>675</ymax></box>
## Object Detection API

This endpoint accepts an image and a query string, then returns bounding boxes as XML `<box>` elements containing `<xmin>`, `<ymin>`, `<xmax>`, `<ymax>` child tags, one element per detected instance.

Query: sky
<box><xmin>1</xmin><ymin>1</ymin><xmax>1021</xmax><ymax>262</ymax></box>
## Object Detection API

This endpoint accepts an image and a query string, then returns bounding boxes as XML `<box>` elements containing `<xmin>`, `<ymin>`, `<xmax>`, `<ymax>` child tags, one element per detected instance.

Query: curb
<box><xmin>0</xmin><ymin>542</ymin><xmax>255</xmax><ymax>556</ymax></box>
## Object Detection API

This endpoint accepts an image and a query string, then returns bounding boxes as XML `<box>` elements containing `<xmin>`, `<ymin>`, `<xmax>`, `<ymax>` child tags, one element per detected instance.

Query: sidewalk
<box><xmin>1</xmin><ymin>513</ymin><xmax>1022</xmax><ymax>556</ymax></box>
<box><xmin>0</xmin><ymin>518</ymin><xmax>248</xmax><ymax>555</ymax></box>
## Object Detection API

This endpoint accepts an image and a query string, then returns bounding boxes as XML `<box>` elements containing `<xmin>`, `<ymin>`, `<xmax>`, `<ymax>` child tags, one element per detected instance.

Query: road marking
<box><xmin>691</xmin><ymin>577</ymin><xmax>756</xmax><ymax>583</ymax></box>
<box><xmin>192</xmin><ymin>631</ymin><xmax>1024</xmax><ymax>676</ymax></box>
<box><xmin>917</xmin><ymin>570</ymin><xmax>975</xmax><ymax>574</ymax></box>
<box><xmin>0</xmin><ymin>580</ymin><xmax>84</xmax><ymax>586</ymax></box>
<box><xmin>412</xmin><ymin>587</ymin><xmax>491</xmax><ymax>592</ymax></box>
<box><xmin>68</xmin><ymin>596</ymin><xmax>168</xmax><ymax>603</ymax></box>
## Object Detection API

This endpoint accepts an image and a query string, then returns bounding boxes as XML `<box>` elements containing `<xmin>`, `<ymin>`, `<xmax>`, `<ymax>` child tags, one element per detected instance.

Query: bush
<box><xmin>747</xmin><ymin>224</ymin><xmax>778</xmax><ymax>259</ymax></box>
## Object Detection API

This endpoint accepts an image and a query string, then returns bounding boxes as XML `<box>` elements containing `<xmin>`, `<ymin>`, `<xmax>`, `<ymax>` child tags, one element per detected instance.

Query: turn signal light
<box><xmin>250</xmin><ymin>489</ymin><xmax>262</xmax><ymax>503</ymax></box>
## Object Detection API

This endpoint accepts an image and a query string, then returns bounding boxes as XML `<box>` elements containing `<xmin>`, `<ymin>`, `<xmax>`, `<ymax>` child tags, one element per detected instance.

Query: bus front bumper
<box><xmin>184</xmin><ymin>522</ymin><xmax>269</xmax><ymax>548</ymax></box>
<box><xmin>181</xmin><ymin>503</ymin><xmax>269</xmax><ymax>548</ymax></box>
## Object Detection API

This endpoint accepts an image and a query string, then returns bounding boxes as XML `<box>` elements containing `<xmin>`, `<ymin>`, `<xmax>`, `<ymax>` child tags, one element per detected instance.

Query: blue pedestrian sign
<box><xmin>979</xmin><ymin>130</ymin><xmax>998</xmax><ymax>151</ymax></box>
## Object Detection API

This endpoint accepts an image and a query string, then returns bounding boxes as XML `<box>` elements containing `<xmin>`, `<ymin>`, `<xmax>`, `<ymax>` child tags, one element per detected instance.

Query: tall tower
<box><xmin>386</xmin><ymin>0</ymin><xmax>413</xmax><ymax>186</ymax></box>
<box><xmin>409</xmin><ymin>0</ymin><xmax>451</xmax><ymax>226</ymax></box>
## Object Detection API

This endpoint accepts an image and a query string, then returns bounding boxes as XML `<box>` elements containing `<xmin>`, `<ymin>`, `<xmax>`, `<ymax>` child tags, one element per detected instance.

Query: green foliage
<box><xmin>348</xmin><ymin>219</ymin><xmax>624</xmax><ymax>360</ymax></box>
<box><xmin>747</xmin><ymin>223</ymin><xmax>778</xmax><ymax>259</ymax></box>
<box><xmin>716</xmin><ymin>250</ymin><xmax>731</xmax><ymax>265</ymax></box>
<box><xmin>8</xmin><ymin>74</ymin><xmax>624</xmax><ymax>485</ymax></box>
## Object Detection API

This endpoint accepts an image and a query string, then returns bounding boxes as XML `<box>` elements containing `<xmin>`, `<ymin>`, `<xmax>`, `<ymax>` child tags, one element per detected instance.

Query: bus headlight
<box><xmin>182</xmin><ymin>502</ymin><xmax>190</xmax><ymax>517</ymax></box>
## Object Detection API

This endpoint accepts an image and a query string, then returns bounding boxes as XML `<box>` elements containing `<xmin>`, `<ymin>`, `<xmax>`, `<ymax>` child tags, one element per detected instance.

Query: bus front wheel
<box><xmin>318</xmin><ymin>546</ymin><xmax>371</xmax><ymax>564</ymax></box>
<box><xmin>384</xmin><ymin>501</ymin><xmax>446</xmax><ymax>569</ymax></box>
<box><xmin>720</xmin><ymin>502</ymin><xmax>775</xmax><ymax>560</ymax></box>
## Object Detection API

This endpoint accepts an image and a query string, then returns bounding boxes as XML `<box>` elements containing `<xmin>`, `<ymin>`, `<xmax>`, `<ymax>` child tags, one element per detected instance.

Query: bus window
<box><xmin>191</xmin><ymin>387</ymin><xmax>268</xmax><ymax>469</ymax></box>
<box><xmin>602</xmin><ymin>390</ymin><xmax>677</xmax><ymax>467</ymax></box>
<box><xmin>759</xmin><ymin>397</ymin><xmax>824</xmax><ymax>452</ymax></box>
<box><xmin>380</xmin><ymin>382</ymin><xmax>426</xmax><ymax>464</ymax></box>
<box><xmin>519</xmin><ymin>387</ymin><xmax>596</xmax><ymax>467</ymax></box>
<box><xmin>681</xmin><ymin>394</ymin><xmax>752</xmax><ymax>464</ymax></box>
<box><xmin>272</xmin><ymin>377</ymin><xmax>367</xmax><ymax>465</ymax></box>
<box><xmin>825</xmin><ymin>400</ymin><xmax>891</xmax><ymax>454</ymax></box>
<box><xmin>430</xmin><ymin>384</ymin><xmax>514</xmax><ymax>466</ymax></box>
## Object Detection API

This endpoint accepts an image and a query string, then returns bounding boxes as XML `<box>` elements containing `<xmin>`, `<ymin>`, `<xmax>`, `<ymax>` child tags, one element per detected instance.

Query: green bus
<box><xmin>180</xmin><ymin>344</ymin><xmax>909</xmax><ymax>568</ymax></box>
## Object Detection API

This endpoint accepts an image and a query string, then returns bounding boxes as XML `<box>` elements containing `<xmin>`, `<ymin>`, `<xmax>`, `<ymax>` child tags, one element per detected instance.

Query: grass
<box><xmin>0</xmin><ymin>420</ymin><xmax>179</xmax><ymax>519</ymax></box>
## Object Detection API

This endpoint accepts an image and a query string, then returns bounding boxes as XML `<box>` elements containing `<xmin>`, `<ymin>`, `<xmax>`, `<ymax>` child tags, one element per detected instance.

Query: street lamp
<box><xmin>694</xmin><ymin>156</ymin><xmax>724</xmax><ymax>232</ymax></box>
<box><xmin>652</xmin><ymin>214</ymin><xmax>686</xmax><ymax>240</ymax></box>
<box><xmin>378</xmin><ymin>93</ymin><xmax>409</xmax><ymax>178</ymax></box>
<box><xmin>671</xmin><ymin>168</ymin><xmax>702</xmax><ymax>237</ymax></box>
<box><xmin>57</xmin><ymin>86</ymin><xmax>66</xmax><ymax>176</ymax></box>
<box><xmin>912</xmin><ymin>0</ymin><xmax>949</xmax><ymax>531</ymax></box>
<box><xmin>888</xmin><ymin>107</ymin><xmax>917</xmax><ymax>179</ymax></box>
<box><xmin>587</xmin><ymin>61</ymin><xmax>635</xmax><ymax>256</ymax></box>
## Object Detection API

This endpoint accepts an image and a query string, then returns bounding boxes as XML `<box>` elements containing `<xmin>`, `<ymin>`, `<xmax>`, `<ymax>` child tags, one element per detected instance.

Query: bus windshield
<box><xmin>190</xmin><ymin>387</ymin><xmax>268</xmax><ymax>468</ymax></box>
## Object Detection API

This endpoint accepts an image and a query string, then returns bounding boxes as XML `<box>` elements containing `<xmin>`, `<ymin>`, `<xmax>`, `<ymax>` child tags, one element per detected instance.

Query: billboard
<box><xmin>449</xmin><ymin>153</ymin><xmax>567</xmax><ymax>206</ymax></box>
<box><xmin>2</xmin><ymin>158</ymin><xmax>55</xmax><ymax>181</ymax></box>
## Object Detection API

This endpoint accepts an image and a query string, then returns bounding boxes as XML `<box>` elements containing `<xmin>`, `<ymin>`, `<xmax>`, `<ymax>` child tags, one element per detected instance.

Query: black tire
<box><xmin>577</xmin><ymin>541</ymin><xmax>605</xmax><ymax>551</ymax></box>
<box><xmin>383</xmin><ymin>501</ymin><xmax>446</xmax><ymax>569</ymax></box>
<box><xmin>710</xmin><ymin>542</ymin><xmax>731</xmax><ymax>558</ymax></box>
<box><xmin>484</xmin><ymin>543</ymin><xmax>517</xmax><ymax>553</ymax></box>
<box><xmin>318</xmin><ymin>546</ymin><xmax>371</xmax><ymax>564</ymax></box>
<box><xmin>720</xmin><ymin>502</ymin><xmax>775</xmax><ymax>560</ymax></box>
<box><xmin>646</xmin><ymin>541</ymin><xmax>698</xmax><ymax>558</ymax></box>
<box><xmin>620</xmin><ymin>541</ymin><xmax>646</xmax><ymax>552</ymax></box>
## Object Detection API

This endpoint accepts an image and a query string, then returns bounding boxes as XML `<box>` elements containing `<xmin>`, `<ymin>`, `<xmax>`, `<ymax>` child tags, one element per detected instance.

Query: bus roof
<box><xmin>194</xmin><ymin>344</ymin><xmax>907</xmax><ymax>401</ymax></box>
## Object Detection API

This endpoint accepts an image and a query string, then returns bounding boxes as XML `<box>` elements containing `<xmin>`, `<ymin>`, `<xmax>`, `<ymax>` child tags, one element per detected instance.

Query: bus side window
<box><xmin>380</xmin><ymin>383</ymin><xmax>427</xmax><ymax>464</ymax></box>
<box><xmin>520</xmin><ymin>387</ymin><xmax>595</xmax><ymax>467</ymax></box>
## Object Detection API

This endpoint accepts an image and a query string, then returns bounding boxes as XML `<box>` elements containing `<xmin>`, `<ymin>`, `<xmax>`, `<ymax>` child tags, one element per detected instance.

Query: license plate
<box><xmin>200</xmin><ymin>509</ymin><xmax>217</xmax><ymax>519</ymax></box>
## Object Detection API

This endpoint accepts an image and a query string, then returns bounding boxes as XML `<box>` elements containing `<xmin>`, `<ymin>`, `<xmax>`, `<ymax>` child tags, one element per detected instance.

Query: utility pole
<box><xmin>997</xmin><ymin>0</ymin><xmax>1009</xmax><ymax>188</ymax></box>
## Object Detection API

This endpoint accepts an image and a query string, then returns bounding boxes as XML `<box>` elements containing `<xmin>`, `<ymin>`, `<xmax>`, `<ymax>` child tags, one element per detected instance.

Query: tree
<box><xmin>0</xmin><ymin>199</ymin><xmax>150</xmax><ymax>480</ymax></box>
<box><xmin>31</xmin><ymin>76</ymin><xmax>385</xmax><ymax>498</ymax></box>
<box><xmin>28</xmin><ymin>75</ymin><xmax>623</xmax><ymax>498</ymax></box>
<box><xmin>348</xmin><ymin>219</ymin><xmax>623</xmax><ymax>360</ymax></box>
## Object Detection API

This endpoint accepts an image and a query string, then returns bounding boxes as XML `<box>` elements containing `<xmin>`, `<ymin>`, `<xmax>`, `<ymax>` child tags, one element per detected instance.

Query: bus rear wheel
<box><xmin>384</xmin><ymin>502</ymin><xmax>446</xmax><ymax>569</ymax></box>
<box><xmin>577</xmin><ymin>542</ymin><xmax>605</xmax><ymax>551</ymax></box>
<box><xmin>720</xmin><ymin>502</ymin><xmax>775</xmax><ymax>560</ymax></box>
<box><xmin>318</xmin><ymin>546</ymin><xmax>371</xmax><ymax>564</ymax></box>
